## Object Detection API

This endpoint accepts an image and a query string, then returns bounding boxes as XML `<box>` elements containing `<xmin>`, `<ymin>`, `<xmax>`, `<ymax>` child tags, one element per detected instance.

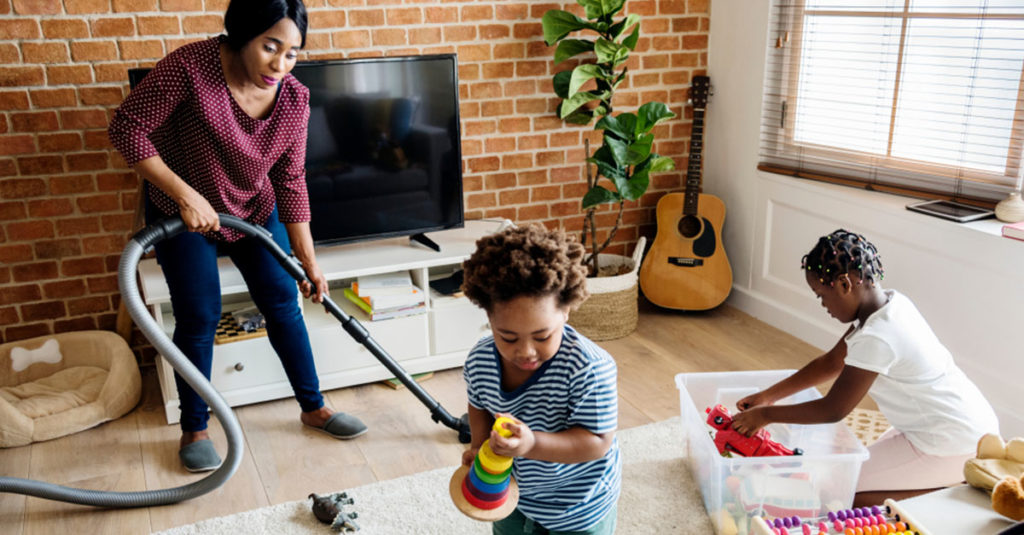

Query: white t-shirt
<box><xmin>844</xmin><ymin>290</ymin><xmax>999</xmax><ymax>456</ymax></box>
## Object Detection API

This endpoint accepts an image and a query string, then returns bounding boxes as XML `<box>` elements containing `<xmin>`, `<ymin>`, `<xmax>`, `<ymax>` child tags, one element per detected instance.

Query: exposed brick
<box><xmin>12</xmin><ymin>0</ymin><xmax>61</xmax><ymax>14</ymax></box>
<box><xmin>0</xmin><ymin>134</ymin><xmax>35</xmax><ymax>155</ymax></box>
<box><xmin>0</xmin><ymin>66</ymin><xmax>45</xmax><ymax>87</ymax></box>
<box><xmin>21</xmin><ymin>300</ymin><xmax>66</xmax><ymax>321</ymax></box>
<box><xmin>27</xmin><ymin>198</ymin><xmax>73</xmax><ymax>217</ymax></box>
<box><xmin>38</xmin><ymin>132</ymin><xmax>82</xmax><ymax>153</ymax></box>
<box><xmin>331</xmin><ymin>30</ymin><xmax>369</xmax><ymax>49</ymax></box>
<box><xmin>0</xmin><ymin>243</ymin><xmax>32</xmax><ymax>263</ymax></box>
<box><xmin>83</xmin><ymin>129</ymin><xmax>113</xmax><ymax>149</ymax></box>
<box><xmin>683</xmin><ymin>34</ymin><xmax>707</xmax><ymax>49</ymax></box>
<box><xmin>0</xmin><ymin>159</ymin><xmax>17</xmax><ymax>177</ymax></box>
<box><xmin>66</xmin><ymin>0</ymin><xmax>109</xmax><ymax>14</ymax></box>
<box><xmin>49</xmin><ymin>174</ymin><xmax>94</xmax><ymax>195</ymax></box>
<box><xmin>81</xmin><ymin>234</ymin><xmax>124</xmax><ymax>254</ymax></box>
<box><xmin>12</xmin><ymin>261</ymin><xmax>58</xmax><ymax>282</ymax></box>
<box><xmin>30</xmin><ymin>88</ymin><xmax>77</xmax><ymax>109</ymax></box>
<box><xmin>34</xmin><ymin>237</ymin><xmax>82</xmax><ymax>259</ymax></box>
<box><xmin>67</xmin><ymin>295</ymin><xmax>109</xmax><ymax>315</ymax></box>
<box><xmin>86</xmin><ymin>274</ymin><xmax>118</xmax><ymax>293</ymax></box>
<box><xmin>101</xmin><ymin>213</ymin><xmax>134</xmax><ymax>232</ymax></box>
<box><xmin>56</xmin><ymin>216</ymin><xmax>100</xmax><ymax>236</ymax></box>
<box><xmin>71</xmin><ymin>40</ymin><xmax>118</xmax><ymax>62</ymax></box>
<box><xmin>443</xmin><ymin>26</ymin><xmax>475</xmax><ymax>43</ymax></box>
<box><xmin>11</xmin><ymin>111</ymin><xmax>59</xmax><ymax>132</ymax></box>
<box><xmin>161</xmin><ymin>0</ymin><xmax>202</xmax><ymax>11</ymax></box>
<box><xmin>468</xmin><ymin>156</ymin><xmax>500</xmax><ymax>173</ymax></box>
<box><xmin>41</xmin><ymin>18</ymin><xmax>89</xmax><ymax>39</ymax></box>
<box><xmin>349</xmin><ymin>9</ymin><xmax>384</xmax><ymax>27</ymax></box>
<box><xmin>493</xmin><ymin>44</ymin><xmax>524</xmax><ymax>61</ymax></box>
<box><xmin>371</xmin><ymin>28</ymin><xmax>406</xmax><ymax>47</ymax></box>
<box><xmin>61</xmin><ymin>256</ymin><xmax>105</xmax><ymax>276</ymax></box>
<box><xmin>54</xmin><ymin>316</ymin><xmax>97</xmax><ymax>332</ymax></box>
<box><xmin>465</xmin><ymin>192</ymin><xmax>496</xmax><ymax>209</ymax></box>
<box><xmin>0</xmin><ymin>43</ymin><xmax>18</xmax><ymax>63</ymax></box>
<box><xmin>22</xmin><ymin>41</ymin><xmax>70</xmax><ymax>63</ymax></box>
<box><xmin>5</xmin><ymin>323</ymin><xmax>52</xmax><ymax>342</ymax></box>
<box><xmin>119</xmin><ymin>39</ymin><xmax>165</xmax><ymax>60</ymax></box>
<box><xmin>182</xmin><ymin>14</ymin><xmax>221</xmax><ymax>35</ymax></box>
<box><xmin>47</xmin><ymin>65</ymin><xmax>93</xmax><ymax>85</ymax></box>
<box><xmin>67</xmin><ymin>151</ymin><xmax>110</xmax><ymax>172</ymax></box>
<box><xmin>0</xmin><ymin>283</ymin><xmax>41</xmax><ymax>305</ymax></box>
<box><xmin>517</xmin><ymin>204</ymin><xmax>549</xmax><ymax>221</ymax></box>
<box><xmin>61</xmin><ymin>109</ymin><xmax>108</xmax><ymax>129</ymax></box>
<box><xmin>77</xmin><ymin>193</ymin><xmax>120</xmax><ymax>213</ymax></box>
<box><xmin>0</xmin><ymin>201</ymin><xmax>26</xmax><ymax>220</ymax></box>
<box><xmin>0</xmin><ymin>18</ymin><xmax>41</xmax><ymax>39</ymax></box>
<box><xmin>0</xmin><ymin>306</ymin><xmax>19</xmax><ymax>326</ymax></box>
<box><xmin>112</xmin><ymin>0</ymin><xmax>157</xmax><ymax>12</ymax></box>
<box><xmin>138</xmin><ymin>15</ymin><xmax>179</xmax><ymax>35</ymax></box>
<box><xmin>386</xmin><ymin>7</ymin><xmax>421</xmax><ymax>25</ymax></box>
<box><xmin>17</xmin><ymin>155</ymin><xmax>63</xmax><ymax>175</ymax></box>
<box><xmin>0</xmin><ymin>90</ymin><xmax>30</xmax><ymax>111</ymax></box>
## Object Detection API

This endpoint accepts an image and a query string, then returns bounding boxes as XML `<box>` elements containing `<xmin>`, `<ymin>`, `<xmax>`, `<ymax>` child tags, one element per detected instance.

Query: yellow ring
<box><xmin>493</xmin><ymin>416</ymin><xmax>515</xmax><ymax>438</ymax></box>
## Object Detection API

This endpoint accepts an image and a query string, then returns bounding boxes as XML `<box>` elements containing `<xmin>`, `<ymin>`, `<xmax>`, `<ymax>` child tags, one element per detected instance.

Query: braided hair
<box><xmin>801</xmin><ymin>229</ymin><xmax>884</xmax><ymax>287</ymax></box>
<box><xmin>461</xmin><ymin>224</ymin><xmax>589</xmax><ymax>313</ymax></box>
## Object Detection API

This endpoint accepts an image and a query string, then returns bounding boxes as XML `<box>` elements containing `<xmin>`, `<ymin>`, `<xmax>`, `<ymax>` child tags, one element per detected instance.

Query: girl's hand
<box><xmin>730</xmin><ymin>406</ymin><xmax>769</xmax><ymax>437</ymax></box>
<box><xmin>461</xmin><ymin>447</ymin><xmax>479</xmax><ymax>467</ymax></box>
<box><xmin>299</xmin><ymin>258</ymin><xmax>328</xmax><ymax>303</ymax></box>
<box><xmin>178</xmin><ymin>190</ymin><xmax>219</xmax><ymax>233</ymax></box>
<box><xmin>488</xmin><ymin>414</ymin><xmax>535</xmax><ymax>458</ymax></box>
<box><xmin>737</xmin><ymin>391</ymin><xmax>774</xmax><ymax>412</ymax></box>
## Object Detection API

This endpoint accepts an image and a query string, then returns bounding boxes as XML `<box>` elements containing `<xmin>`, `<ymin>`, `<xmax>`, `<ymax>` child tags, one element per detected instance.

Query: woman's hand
<box><xmin>487</xmin><ymin>414</ymin><xmax>535</xmax><ymax>458</ymax></box>
<box><xmin>299</xmin><ymin>258</ymin><xmax>329</xmax><ymax>304</ymax></box>
<box><xmin>730</xmin><ymin>406</ymin><xmax>769</xmax><ymax>437</ymax></box>
<box><xmin>178</xmin><ymin>190</ymin><xmax>220</xmax><ymax>233</ymax></box>
<box><xmin>737</xmin><ymin>391</ymin><xmax>775</xmax><ymax>412</ymax></box>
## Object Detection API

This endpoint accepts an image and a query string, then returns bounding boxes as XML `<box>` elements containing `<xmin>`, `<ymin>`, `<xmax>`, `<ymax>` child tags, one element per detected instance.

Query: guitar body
<box><xmin>640</xmin><ymin>192</ymin><xmax>732</xmax><ymax>310</ymax></box>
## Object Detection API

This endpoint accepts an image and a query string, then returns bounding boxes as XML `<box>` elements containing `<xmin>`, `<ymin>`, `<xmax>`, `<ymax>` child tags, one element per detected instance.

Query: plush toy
<box><xmin>993</xmin><ymin>474</ymin><xmax>1024</xmax><ymax>522</ymax></box>
<box><xmin>963</xmin><ymin>433</ymin><xmax>1024</xmax><ymax>522</ymax></box>
<box><xmin>964</xmin><ymin>434</ymin><xmax>1024</xmax><ymax>491</ymax></box>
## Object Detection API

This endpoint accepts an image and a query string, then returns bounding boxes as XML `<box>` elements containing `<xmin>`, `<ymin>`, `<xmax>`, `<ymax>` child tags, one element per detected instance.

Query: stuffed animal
<box><xmin>964</xmin><ymin>433</ymin><xmax>1024</xmax><ymax>491</ymax></box>
<box><xmin>963</xmin><ymin>433</ymin><xmax>1024</xmax><ymax>522</ymax></box>
<box><xmin>993</xmin><ymin>474</ymin><xmax>1024</xmax><ymax>522</ymax></box>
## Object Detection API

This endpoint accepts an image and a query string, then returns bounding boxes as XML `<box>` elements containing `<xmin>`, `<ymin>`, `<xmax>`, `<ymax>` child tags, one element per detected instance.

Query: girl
<box><xmin>109</xmin><ymin>0</ymin><xmax>366</xmax><ymax>472</ymax></box>
<box><xmin>459</xmin><ymin>225</ymin><xmax>621</xmax><ymax>534</ymax></box>
<box><xmin>730</xmin><ymin>229</ymin><xmax>999</xmax><ymax>506</ymax></box>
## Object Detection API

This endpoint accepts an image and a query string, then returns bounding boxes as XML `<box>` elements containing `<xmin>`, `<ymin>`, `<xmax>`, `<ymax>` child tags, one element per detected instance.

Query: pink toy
<box><xmin>705</xmin><ymin>404</ymin><xmax>803</xmax><ymax>457</ymax></box>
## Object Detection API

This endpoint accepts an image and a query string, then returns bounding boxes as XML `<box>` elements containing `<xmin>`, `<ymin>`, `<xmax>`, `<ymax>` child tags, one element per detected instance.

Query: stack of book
<box><xmin>343</xmin><ymin>271</ymin><xmax>426</xmax><ymax>321</ymax></box>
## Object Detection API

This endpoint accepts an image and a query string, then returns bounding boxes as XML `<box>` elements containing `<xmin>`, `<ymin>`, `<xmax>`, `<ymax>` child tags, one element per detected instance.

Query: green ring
<box><xmin>473</xmin><ymin>456</ymin><xmax>511</xmax><ymax>485</ymax></box>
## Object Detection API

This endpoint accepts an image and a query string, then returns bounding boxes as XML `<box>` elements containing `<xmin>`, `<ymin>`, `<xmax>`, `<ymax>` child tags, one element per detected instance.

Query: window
<box><xmin>759</xmin><ymin>0</ymin><xmax>1024</xmax><ymax>204</ymax></box>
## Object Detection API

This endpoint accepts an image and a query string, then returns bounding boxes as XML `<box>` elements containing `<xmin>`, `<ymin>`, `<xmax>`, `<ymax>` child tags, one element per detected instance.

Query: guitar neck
<box><xmin>684</xmin><ymin>107</ymin><xmax>705</xmax><ymax>215</ymax></box>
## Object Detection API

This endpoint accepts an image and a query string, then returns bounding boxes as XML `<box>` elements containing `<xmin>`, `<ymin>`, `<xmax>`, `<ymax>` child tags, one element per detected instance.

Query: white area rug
<box><xmin>155</xmin><ymin>417</ymin><xmax>713</xmax><ymax>534</ymax></box>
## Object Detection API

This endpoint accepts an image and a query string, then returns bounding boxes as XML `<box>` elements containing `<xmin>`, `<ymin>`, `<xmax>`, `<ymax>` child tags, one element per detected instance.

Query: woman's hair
<box><xmin>224</xmin><ymin>0</ymin><xmax>308</xmax><ymax>51</ymax></box>
<box><xmin>461</xmin><ymin>225</ymin><xmax>589</xmax><ymax>313</ymax></box>
<box><xmin>802</xmin><ymin>229</ymin><xmax>884</xmax><ymax>286</ymax></box>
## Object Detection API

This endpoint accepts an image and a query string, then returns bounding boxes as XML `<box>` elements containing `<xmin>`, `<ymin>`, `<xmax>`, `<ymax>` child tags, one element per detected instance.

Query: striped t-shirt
<box><xmin>463</xmin><ymin>325</ymin><xmax>621</xmax><ymax>531</ymax></box>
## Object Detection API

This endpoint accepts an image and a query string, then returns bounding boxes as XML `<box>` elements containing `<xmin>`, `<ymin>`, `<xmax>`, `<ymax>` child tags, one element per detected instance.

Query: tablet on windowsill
<box><xmin>905</xmin><ymin>199</ymin><xmax>994</xmax><ymax>223</ymax></box>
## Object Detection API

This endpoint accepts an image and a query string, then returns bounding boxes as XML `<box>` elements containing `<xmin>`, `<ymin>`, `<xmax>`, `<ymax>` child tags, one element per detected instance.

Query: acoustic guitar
<box><xmin>639</xmin><ymin>76</ymin><xmax>732</xmax><ymax>310</ymax></box>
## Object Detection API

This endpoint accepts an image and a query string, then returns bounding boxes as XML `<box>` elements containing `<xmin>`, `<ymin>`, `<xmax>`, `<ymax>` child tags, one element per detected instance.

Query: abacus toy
<box><xmin>750</xmin><ymin>500</ymin><xmax>931</xmax><ymax>535</ymax></box>
<box><xmin>449</xmin><ymin>416</ymin><xmax>520</xmax><ymax>521</ymax></box>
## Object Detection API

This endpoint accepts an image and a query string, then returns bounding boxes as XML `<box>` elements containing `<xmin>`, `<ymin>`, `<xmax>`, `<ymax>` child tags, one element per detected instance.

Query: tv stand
<box><xmin>410</xmin><ymin>232</ymin><xmax>441</xmax><ymax>252</ymax></box>
<box><xmin>136</xmin><ymin>219</ymin><xmax>511</xmax><ymax>424</ymax></box>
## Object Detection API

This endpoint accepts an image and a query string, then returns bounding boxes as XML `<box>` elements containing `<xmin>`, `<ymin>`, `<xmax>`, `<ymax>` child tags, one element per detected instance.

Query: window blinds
<box><xmin>759</xmin><ymin>0</ymin><xmax>1024</xmax><ymax>204</ymax></box>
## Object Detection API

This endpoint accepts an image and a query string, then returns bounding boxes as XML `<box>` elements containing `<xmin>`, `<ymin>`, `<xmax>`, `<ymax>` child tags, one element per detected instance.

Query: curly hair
<box><xmin>801</xmin><ymin>229</ymin><xmax>884</xmax><ymax>286</ymax></box>
<box><xmin>461</xmin><ymin>224</ymin><xmax>589</xmax><ymax>313</ymax></box>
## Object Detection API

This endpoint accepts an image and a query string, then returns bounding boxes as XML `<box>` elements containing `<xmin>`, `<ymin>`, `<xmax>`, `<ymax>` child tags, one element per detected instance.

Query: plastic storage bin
<box><xmin>676</xmin><ymin>370</ymin><xmax>870</xmax><ymax>535</ymax></box>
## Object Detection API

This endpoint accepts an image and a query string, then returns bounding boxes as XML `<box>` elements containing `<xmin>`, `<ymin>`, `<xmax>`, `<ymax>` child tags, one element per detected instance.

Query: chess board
<box><xmin>843</xmin><ymin>407</ymin><xmax>890</xmax><ymax>447</ymax></box>
<box><xmin>214</xmin><ymin>312</ymin><xmax>267</xmax><ymax>344</ymax></box>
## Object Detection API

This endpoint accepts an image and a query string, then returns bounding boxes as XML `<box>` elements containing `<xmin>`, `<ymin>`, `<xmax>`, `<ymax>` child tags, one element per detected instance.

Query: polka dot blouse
<box><xmin>109</xmin><ymin>35</ymin><xmax>311</xmax><ymax>242</ymax></box>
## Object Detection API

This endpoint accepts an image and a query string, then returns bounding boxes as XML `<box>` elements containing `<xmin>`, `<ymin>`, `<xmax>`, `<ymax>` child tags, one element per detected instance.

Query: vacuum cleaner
<box><xmin>0</xmin><ymin>214</ymin><xmax>471</xmax><ymax>507</ymax></box>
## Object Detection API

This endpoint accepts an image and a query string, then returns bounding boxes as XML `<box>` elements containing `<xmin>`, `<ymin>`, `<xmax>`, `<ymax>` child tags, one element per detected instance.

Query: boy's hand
<box><xmin>737</xmin><ymin>391</ymin><xmax>774</xmax><ymax>412</ymax></box>
<box><xmin>730</xmin><ymin>406</ymin><xmax>768</xmax><ymax>437</ymax></box>
<box><xmin>461</xmin><ymin>447</ymin><xmax>479</xmax><ymax>467</ymax></box>
<box><xmin>488</xmin><ymin>414</ymin><xmax>535</xmax><ymax>458</ymax></box>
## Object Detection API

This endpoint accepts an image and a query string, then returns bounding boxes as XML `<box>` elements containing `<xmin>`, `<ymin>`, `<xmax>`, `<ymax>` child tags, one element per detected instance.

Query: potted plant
<box><xmin>542</xmin><ymin>0</ymin><xmax>676</xmax><ymax>339</ymax></box>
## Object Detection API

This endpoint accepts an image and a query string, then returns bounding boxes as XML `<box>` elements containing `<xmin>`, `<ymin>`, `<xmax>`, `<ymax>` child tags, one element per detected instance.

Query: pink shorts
<box><xmin>856</xmin><ymin>428</ymin><xmax>972</xmax><ymax>492</ymax></box>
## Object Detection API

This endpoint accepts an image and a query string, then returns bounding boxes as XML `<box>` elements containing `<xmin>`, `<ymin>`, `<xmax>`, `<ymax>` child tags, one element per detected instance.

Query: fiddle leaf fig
<box><xmin>554</xmin><ymin>39</ymin><xmax>594</xmax><ymax>65</ymax></box>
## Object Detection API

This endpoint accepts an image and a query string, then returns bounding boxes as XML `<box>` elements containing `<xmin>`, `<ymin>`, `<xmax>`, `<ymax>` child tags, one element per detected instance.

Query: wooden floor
<box><xmin>1</xmin><ymin>300</ymin><xmax>835</xmax><ymax>534</ymax></box>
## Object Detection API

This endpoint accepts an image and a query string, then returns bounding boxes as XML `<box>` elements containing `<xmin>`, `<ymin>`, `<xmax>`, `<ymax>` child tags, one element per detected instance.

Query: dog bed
<box><xmin>0</xmin><ymin>330</ymin><xmax>141</xmax><ymax>448</ymax></box>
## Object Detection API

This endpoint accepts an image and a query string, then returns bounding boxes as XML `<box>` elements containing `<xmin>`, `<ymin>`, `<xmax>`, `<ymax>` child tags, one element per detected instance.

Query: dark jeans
<box><xmin>147</xmin><ymin>202</ymin><xmax>324</xmax><ymax>432</ymax></box>
<box><xmin>493</xmin><ymin>505</ymin><xmax>617</xmax><ymax>535</ymax></box>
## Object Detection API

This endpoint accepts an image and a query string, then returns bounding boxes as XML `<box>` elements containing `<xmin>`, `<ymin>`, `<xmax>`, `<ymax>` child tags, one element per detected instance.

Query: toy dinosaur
<box><xmin>706</xmin><ymin>405</ymin><xmax>803</xmax><ymax>457</ymax></box>
<box><xmin>309</xmin><ymin>491</ymin><xmax>360</xmax><ymax>532</ymax></box>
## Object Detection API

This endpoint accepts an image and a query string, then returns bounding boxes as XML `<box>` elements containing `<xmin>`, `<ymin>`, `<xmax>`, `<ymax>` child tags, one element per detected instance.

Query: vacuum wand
<box><xmin>214</xmin><ymin>215</ymin><xmax>470</xmax><ymax>442</ymax></box>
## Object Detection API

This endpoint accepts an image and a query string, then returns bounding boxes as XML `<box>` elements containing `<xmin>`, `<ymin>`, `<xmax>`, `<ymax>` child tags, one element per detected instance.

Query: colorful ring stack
<box><xmin>461</xmin><ymin>417</ymin><xmax>515</xmax><ymax>510</ymax></box>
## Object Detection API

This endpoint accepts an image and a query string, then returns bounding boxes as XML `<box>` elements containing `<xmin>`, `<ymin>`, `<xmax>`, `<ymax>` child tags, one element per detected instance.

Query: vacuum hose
<box><xmin>0</xmin><ymin>214</ymin><xmax>469</xmax><ymax>507</ymax></box>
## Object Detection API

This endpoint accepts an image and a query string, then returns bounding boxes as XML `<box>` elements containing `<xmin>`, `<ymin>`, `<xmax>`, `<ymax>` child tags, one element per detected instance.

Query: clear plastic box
<box><xmin>676</xmin><ymin>370</ymin><xmax>870</xmax><ymax>534</ymax></box>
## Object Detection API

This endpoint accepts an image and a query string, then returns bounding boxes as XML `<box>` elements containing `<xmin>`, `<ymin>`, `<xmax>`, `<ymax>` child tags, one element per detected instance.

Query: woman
<box><xmin>109</xmin><ymin>0</ymin><xmax>367</xmax><ymax>472</ymax></box>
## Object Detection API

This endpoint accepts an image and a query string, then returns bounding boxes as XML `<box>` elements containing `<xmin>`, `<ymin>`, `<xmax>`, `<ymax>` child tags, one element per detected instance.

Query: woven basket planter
<box><xmin>568</xmin><ymin>237</ymin><xmax>645</xmax><ymax>341</ymax></box>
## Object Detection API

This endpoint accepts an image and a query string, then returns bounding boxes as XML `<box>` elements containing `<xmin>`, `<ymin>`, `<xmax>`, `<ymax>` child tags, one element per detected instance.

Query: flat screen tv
<box><xmin>291</xmin><ymin>54</ymin><xmax>464</xmax><ymax>250</ymax></box>
<box><xmin>128</xmin><ymin>53</ymin><xmax>464</xmax><ymax>251</ymax></box>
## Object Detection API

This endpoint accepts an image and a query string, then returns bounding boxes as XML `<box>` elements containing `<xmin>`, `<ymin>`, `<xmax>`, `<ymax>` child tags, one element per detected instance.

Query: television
<box><xmin>127</xmin><ymin>53</ymin><xmax>464</xmax><ymax>251</ymax></box>
<box><xmin>291</xmin><ymin>54</ymin><xmax>464</xmax><ymax>251</ymax></box>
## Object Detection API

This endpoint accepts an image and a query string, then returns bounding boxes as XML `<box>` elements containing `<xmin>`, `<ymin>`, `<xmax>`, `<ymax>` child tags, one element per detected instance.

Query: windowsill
<box><xmin>759</xmin><ymin>170</ymin><xmax>1011</xmax><ymax>240</ymax></box>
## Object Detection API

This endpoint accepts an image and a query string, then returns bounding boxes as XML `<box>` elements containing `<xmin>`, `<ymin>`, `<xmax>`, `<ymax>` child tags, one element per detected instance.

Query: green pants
<box><xmin>493</xmin><ymin>505</ymin><xmax>617</xmax><ymax>535</ymax></box>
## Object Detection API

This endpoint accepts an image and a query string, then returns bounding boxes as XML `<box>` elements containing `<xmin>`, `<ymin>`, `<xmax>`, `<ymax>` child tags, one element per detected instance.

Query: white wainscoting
<box><xmin>707</xmin><ymin>0</ymin><xmax>1024</xmax><ymax>437</ymax></box>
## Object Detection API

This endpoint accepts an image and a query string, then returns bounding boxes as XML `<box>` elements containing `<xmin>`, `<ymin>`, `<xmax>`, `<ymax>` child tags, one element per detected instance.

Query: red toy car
<box><xmin>705</xmin><ymin>404</ymin><xmax>803</xmax><ymax>457</ymax></box>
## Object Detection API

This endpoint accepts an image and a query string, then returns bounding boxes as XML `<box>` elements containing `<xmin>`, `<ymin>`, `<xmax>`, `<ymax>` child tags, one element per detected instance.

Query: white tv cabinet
<box><xmin>137</xmin><ymin>219</ymin><xmax>509</xmax><ymax>424</ymax></box>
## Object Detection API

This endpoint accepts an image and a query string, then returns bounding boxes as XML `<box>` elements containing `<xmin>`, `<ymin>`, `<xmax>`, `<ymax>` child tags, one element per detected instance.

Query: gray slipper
<box><xmin>179</xmin><ymin>439</ymin><xmax>222</xmax><ymax>472</ymax></box>
<box><xmin>307</xmin><ymin>412</ymin><xmax>368</xmax><ymax>440</ymax></box>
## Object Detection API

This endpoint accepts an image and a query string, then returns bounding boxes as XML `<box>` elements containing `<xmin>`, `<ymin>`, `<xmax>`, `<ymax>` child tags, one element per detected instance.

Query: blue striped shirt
<box><xmin>463</xmin><ymin>325</ymin><xmax>621</xmax><ymax>531</ymax></box>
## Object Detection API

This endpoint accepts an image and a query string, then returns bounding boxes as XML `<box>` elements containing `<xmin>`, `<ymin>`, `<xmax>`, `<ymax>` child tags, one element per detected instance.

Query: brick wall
<box><xmin>0</xmin><ymin>0</ymin><xmax>709</xmax><ymax>358</ymax></box>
